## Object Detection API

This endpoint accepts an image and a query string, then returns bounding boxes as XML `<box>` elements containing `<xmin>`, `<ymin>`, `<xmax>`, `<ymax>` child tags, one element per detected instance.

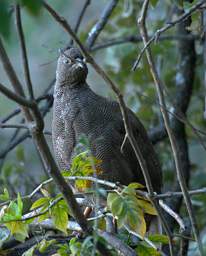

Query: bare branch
<box><xmin>159</xmin><ymin>200</ymin><xmax>185</xmax><ymax>231</ymax></box>
<box><xmin>0</xmin><ymin>82</ymin><xmax>34</xmax><ymax>108</ymax></box>
<box><xmin>15</xmin><ymin>4</ymin><xmax>34</xmax><ymax>99</ymax></box>
<box><xmin>70</xmin><ymin>0</ymin><xmax>91</xmax><ymax>46</ymax></box>
<box><xmin>91</xmin><ymin>34</ymin><xmax>199</xmax><ymax>51</ymax></box>
<box><xmin>0</xmin><ymin>123</ymin><xmax>28</xmax><ymax>129</ymax></box>
<box><xmin>0</xmin><ymin>131</ymin><xmax>30</xmax><ymax>160</ymax></box>
<box><xmin>156</xmin><ymin>187</ymin><xmax>206</xmax><ymax>199</ymax></box>
<box><xmin>74</xmin><ymin>0</ymin><xmax>91</xmax><ymax>34</ymax></box>
<box><xmin>86</xmin><ymin>0</ymin><xmax>119</xmax><ymax>49</ymax></box>
<box><xmin>97</xmin><ymin>230</ymin><xmax>136</xmax><ymax>256</ymax></box>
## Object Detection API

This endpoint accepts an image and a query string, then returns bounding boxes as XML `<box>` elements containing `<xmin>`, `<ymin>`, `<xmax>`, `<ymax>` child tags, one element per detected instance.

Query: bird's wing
<box><xmin>114</xmin><ymin>108</ymin><xmax>162</xmax><ymax>192</ymax></box>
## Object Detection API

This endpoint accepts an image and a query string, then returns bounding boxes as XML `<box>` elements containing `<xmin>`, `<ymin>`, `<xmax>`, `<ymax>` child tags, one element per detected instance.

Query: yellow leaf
<box><xmin>5</xmin><ymin>221</ymin><xmax>28</xmax><ymax>241</ymax></box>
<box><xmin>128</xmin><ymin>182</ymin><xmax>145</xmax><ymax>189</ymax></box>
<box><xmin>75</xmin><ymin>180</ymin><xmax>92</xmax><ymax>191</ymax></box>
<box><xmin>40</xmin><ymin>189</ymin><xmax>50</xmax><ymax>198</ymax></box>
<box><xmin>137</xmin><ymin>199</ymin><xmax>157</xmax><ymax>215</ymax></box>
<box><xmin>136</xmin><ymin>213</ymin><xmax>147</xmax><ymax>237</ymax></box>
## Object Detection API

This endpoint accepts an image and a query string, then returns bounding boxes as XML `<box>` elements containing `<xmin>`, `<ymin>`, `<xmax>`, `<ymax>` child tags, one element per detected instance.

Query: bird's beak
<box><xmin>76</xmin><ymin>58</ymin><xmax>85</xmax><ymax>68</ymax></box>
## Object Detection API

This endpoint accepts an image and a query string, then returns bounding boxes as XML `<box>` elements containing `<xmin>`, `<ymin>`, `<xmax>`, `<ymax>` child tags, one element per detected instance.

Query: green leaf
<box><xmin>5</xmin><ymin>221</ymin><xmax>28</xmax><ymax>241</ymax></box>
<box><xmin>2</xmin><ymin>163</ymin><xmax>13</xmax><ymax>179</ymax></box>
<box><xmin>31</xmin><ymin>197</ymin><xmax>50</xmax><ymax>210</ymax></box>
<box><xmin>121</xmin><ymin>186</ymin><xmax>137</xmax><ymax>196</ymax></box>
<box><xmin>0</xmin><ymin>0</ymin><xmax>11</xmax><ymax>39</ymax></box>
<box><xmin>136</xmin><ymin>244</ymin><xmax>160</xmax><ymax>256</ymax></box>
<box><xmin>148</xmin><ymin>234</ymin><xmax>169</xmax><ymax>244</ymax></box>
<box><xmin>150</xmin><ymin>0</ymin><xmax>159</xmax><ymax>7</ymax></box>
<box><xmin>173</xmin><ymin>0</ymin><xmax>183</xmax><ymax>8</ymax></box>
<box><xmin>17</xmin><ymin>193</ymin><xmax>23</xmax><ymax>215</ymax></box>
<box><xmin>69</xmin><ymin>237</ymin><xmax>82</xmax><ymax>256</ymax></box>
<box><xmin>16</xmin><ymin>145</ymin><xmax>25</xmax><ymax>162</ymax></box>
<box><xmin>57</xmin><ymin>243</ymin><xmax>70</xmax><ymax>256</ymax></box>
<box><xmin>51</xmin><ymin>200</ymin><xmax>69</xmax><ymax>233</ymax></box>
<box><xmin>128</xmin><ymin>182</ymin><xmax>145</xmax><ymax>189</ymax></box>
<box><xmin>107</xmin><ymin>193</ymin><xmax>126</xmax><ymax>218</ymax></box>
<box><xmin>107</xmin><ymin>192</ymin><xmax>147</xmax><ymax>236</ymax></box>
<box><xmin>18</xmin><ymin>0</ymin><xmax>43</xmax><ymax>15</ymax></box>
<box><xmin>0</xmin><ymin>188</ymin><xmax>9</xmax><ymax>201</ymax></box>
<box><xmin>38</xmin><ymin>239</ymin><xmax>56</xmax><ymax>253</ymax></box>
<box><xmin>22</xmin><ymin>245</ymin><xmax>36</xmax><ymax>256</ymax></box>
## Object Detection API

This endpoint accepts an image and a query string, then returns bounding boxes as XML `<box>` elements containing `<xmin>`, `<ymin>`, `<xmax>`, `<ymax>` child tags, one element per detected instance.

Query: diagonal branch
<box><xmin>0</xmin><ymin>82</ymin><xmax>34</xmax><ymax>108</ymax></box>
<box><xmin>86</xmin><ymin>0</ymin><xmax>119</xmax><ymax>49</ymax></box>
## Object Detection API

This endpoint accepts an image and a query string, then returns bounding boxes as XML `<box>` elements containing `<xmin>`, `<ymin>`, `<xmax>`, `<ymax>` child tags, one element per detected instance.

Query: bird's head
<box><xmin>56</xmin><ymin>47</ymin><xmax>88</xmax><ymax>86</ymax></box>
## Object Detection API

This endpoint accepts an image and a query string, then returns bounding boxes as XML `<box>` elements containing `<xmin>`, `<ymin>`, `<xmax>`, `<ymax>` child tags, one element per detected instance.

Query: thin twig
<box><xmin>91</xmin><ymin>34</ymin><xmax>199</xmax><ymax>51</ymax></box>
<box><xmin>156</xmin><ymin>187</ymin><xmax>206</xmax><ymax>199</ymax></box>
<box><xmin>0</xmin><ymin>123</ymin><xmax>28</xmax><ymax>129</ymax></box>
<box><xmin>74</xmin><ymin>0</ymin><xmax>90</xmax><ymax>34</ymax></box>
<box><xmin>159</xmin><ymin>200</ymin><xmax>185</xmax><ymax>231</ymax></box>
<box><xmin>15</xmin><ymin>4</ymin><xmax>34</xmax><ymax>99</ymax></box>
<box><xmin>70</xmin><ymin>0</ymin><xmax>91</xmax><ymax>45</ymax></box>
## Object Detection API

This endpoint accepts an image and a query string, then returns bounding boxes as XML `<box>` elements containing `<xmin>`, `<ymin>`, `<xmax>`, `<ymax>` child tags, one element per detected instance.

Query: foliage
<box><xmin>0</xmin><ymin>152</ymin><xmax>162</xmax><ymax>255</ymax></box>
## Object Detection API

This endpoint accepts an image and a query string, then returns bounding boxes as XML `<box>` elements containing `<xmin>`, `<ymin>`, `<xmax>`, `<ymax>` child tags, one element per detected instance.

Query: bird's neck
<box><xmin>54</xmin><ymin>80</ymin><xmax>89</xmax><ymax>98</ymax></box>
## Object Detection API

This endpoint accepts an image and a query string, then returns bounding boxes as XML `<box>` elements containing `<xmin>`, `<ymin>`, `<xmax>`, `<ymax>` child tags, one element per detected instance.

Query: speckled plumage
<box><xmin>52</xmin><ymin>47</ymin><xmax>162</xmax><ymax>192</ymax></box>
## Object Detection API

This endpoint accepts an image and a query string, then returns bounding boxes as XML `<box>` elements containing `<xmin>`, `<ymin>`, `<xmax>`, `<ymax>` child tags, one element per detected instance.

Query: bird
<box><xmin>52</xmin><ymin>47</ymin><xmax>162</xmax><ymax>194</ymax></box>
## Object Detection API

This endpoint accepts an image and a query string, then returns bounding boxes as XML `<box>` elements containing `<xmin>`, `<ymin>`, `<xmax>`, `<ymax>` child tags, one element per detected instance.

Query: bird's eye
<box><xmin>63</xmin><ymin>58</ymin><xmax>71</xmax><ymax>64</ymax></box>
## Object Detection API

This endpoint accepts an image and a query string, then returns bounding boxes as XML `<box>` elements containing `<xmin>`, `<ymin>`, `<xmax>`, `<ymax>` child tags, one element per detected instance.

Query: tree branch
<box><xmin>70</xmin><ymin>0</ymin><xmax>91</xmax><ymax>45</ymax></box>
<box><xmin>165</xmin><ymin>3</ymin><xmax>196</xmax><ymax>236</ymax></box>
<box><xmin>137</xmin><ymin>1</ymin><xmax>203</xmax><ymax>255</ymax></box>
<box><xmin>97</xmin><ymin>230</ymin><xmax>136</xmax><ymax>256</ymax></box>
<box><xmin>86</xmin><ymin>0</ymin><xmax>119</xmax><ymax>49</ymax></box>
<box><xmin>91</xmin><ymin>34</ymin><xmax>199</xmax><ymax>51</ymax></box>
<box><xmin>15</xmin><ymin>4</ymin><xmax>34</xmax><ymax>100</ymax></box>
<box><xmin>0</xmin><ymin>82</ymin><xmax>34</xmax><ymax>108</ymax></box>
